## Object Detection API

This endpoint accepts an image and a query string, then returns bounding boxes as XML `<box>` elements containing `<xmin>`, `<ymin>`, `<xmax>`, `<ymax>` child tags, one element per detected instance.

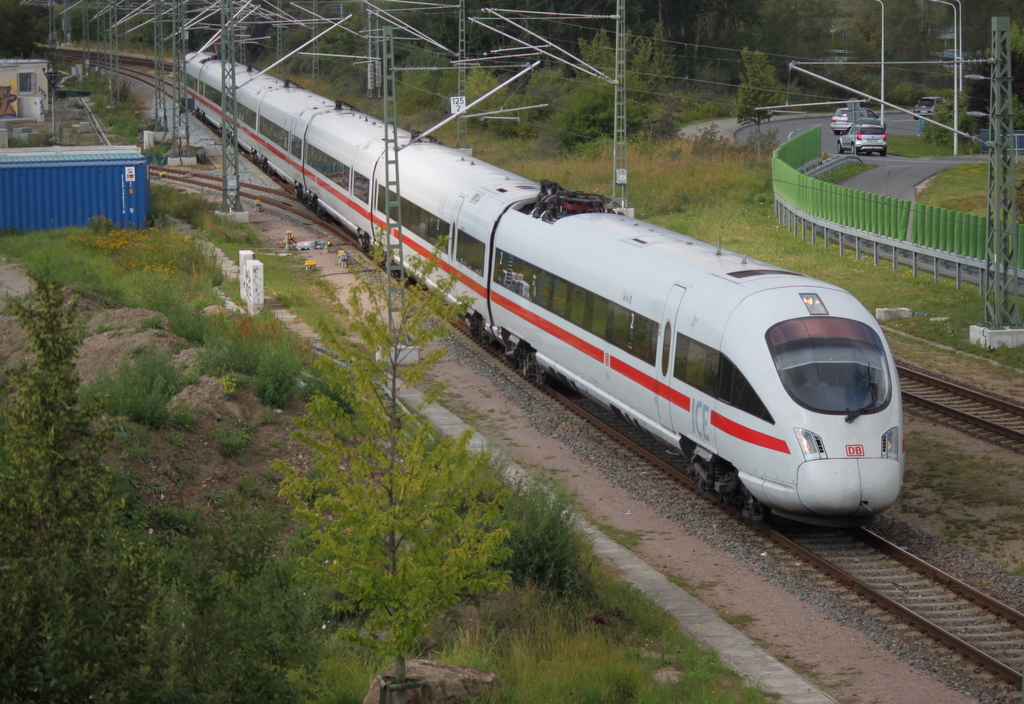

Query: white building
<box><xmin>0</xmin><ymin>60</ymin><xmax>51</xmax><ymax>122</ymax></box>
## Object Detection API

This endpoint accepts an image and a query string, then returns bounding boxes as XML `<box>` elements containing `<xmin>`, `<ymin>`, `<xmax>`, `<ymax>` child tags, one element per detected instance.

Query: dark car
<box><xmin>837</xmin><ymin>122</ymin><xmax>887</xmax><ymax>157</ymax></box>
<box><xmin>913</xmin><ymin>96</ymin><xmax>945</xmax><ymax>117</ymax></box>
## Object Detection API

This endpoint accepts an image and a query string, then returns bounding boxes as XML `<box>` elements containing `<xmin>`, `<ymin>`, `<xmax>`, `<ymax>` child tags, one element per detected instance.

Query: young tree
<box><xmin>736</xmin><ymin>48</ymin><xmax>784</xmax><ymax>130</ymax></box>
<box><xmin>276</xmin><ymin>251</ymin><xmax>510</xmax><ymax>698</ymax></box>
<box><xmin>0</xmin><ymin>280</ymin><xmax>154</xmax><ymax>701</ymax></box>
<box><xmin>0</xmin><ymin>280</ymin><xmax>113</xmax><ymax>555</ymax></box>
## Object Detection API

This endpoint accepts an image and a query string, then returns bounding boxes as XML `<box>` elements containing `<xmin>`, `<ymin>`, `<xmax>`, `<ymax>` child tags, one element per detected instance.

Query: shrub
<box><xmin>500</xmin><ymin>481</ymin><xmax>592</xmax><ymax>598</ymax></box>
<box><xmin>210</xmin><ymin>420</ymin><xmax>256</xmax><ymax>458</ymax></box>
<box><xmin>201</xmin><ymin>314</ymin><xmax>292</xmax><ymax>377</ymax></box>
<box><xmin>252</xmin><ymin>341</ymin><xmax>303</xmax><ymax>409</ymax></box>
<box><xmin>85</xmin><ymin>344</ymin><xmax>184</xmax><ymax>428</ymax></box>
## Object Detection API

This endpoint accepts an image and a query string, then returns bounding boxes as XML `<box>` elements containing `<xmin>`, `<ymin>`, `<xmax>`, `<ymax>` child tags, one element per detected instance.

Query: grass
<box><xmin>915</xmin><ymin>161</ymin><xmax>988</xmax><ymax>215</ymax></box>
<box><xmin>895</xmin><ymin>429</ymin><xmax>1024</xmax><ymax>561</ymax></box>
<box><xmin>821</xmin><ymin>162</ymin><xmax>877</xmax><ymax>184</ymax></box>
<box><xmin>886</xmin><ymin>135</ymin><xmax>956</xmax><ymax>158</ymax></box>
<box><xmin>314</xmin><ymin>576</ymin><xmax>775</xmax><ymax>704</ymax></box>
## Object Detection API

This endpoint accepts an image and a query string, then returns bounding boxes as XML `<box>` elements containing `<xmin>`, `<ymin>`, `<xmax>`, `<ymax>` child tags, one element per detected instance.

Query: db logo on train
<box><xmin>846</xmin><ymin>445</ymin><xmax>865</xmax><ymax>457</ymax></box>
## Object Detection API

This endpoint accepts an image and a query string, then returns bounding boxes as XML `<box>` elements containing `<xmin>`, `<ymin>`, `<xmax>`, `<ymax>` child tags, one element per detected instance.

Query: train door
<box><xmin>655</xmin><ymin>285</ymin><xmax>687</xmax><ymax>429</ymax></box>
<box><xmin>449</xmin><ymin>196</ymin><xmax>465</xmax><ymax>261</ymax></box>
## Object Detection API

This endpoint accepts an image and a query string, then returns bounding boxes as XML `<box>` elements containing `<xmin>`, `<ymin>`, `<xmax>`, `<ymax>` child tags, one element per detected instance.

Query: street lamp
<box><xmin>930</xmin><ymin>0</ymin><xmax>960</xmax><ymax>155</ymax></box>
<box><xmin>872</xmin><ymin>0</ymin><xmax>885</xmax><ymax>125</ymax></box>
<box><xmin>44</xmin><ymin>69</ymin><xmax>61</xmax><ymax>141</ymax></box>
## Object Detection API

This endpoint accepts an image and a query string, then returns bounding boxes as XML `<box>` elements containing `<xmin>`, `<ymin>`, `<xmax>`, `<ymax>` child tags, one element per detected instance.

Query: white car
<box><xmin>837</xmin><ymin>122</ymin><xmax>887</xmax><ymax>157</ymax></box>
<box><xmin>830</xmin><ymin>107</ymin><xmax>878</xmax><ymax>134</ymax></box>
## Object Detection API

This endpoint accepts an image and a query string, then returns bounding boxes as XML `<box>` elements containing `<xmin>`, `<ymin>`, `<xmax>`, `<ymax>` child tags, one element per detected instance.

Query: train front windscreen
<box><xmin>767</xmin><ymin>317</ymin><xmax>892</xmax><ymax>418</ymax></box>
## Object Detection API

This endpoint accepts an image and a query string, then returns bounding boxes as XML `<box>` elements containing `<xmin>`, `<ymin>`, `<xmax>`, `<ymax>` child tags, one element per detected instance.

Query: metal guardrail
<box><xmin>803</xmin><ymin>154</ymin><xmax>863</xmax><ymax>178</ymax></box>
<box><xmin>774</xmin><ymin>195</ymin><xmax>988</xmax><ymax>291</ymax></box>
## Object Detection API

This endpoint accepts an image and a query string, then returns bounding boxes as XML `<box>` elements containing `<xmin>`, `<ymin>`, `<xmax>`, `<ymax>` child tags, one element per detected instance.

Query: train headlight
<box><xmin>881</xmin><ymin>427</ymin><xmax>899</xmax><ymax>460</ymax></box>
<box><xmin>795</xmin><ymin>428</ymin><xmax>827</xmax><ymax>461</ymax></box>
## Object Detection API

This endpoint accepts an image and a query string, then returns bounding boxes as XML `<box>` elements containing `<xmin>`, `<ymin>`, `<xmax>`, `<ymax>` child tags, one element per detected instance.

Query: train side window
<box><xmin>550</xmin><ymin>278</ymin><xmax>569</xmax><ymax>318</ymax></box>
<box><xmin>718</xmin><ymin>356</ymin><xmax>774</xmax><ymax>423</ymax></box>
<box><xmin>675</xmin><ymin>333</ymin><xmax>720</xmax><ymax>396</ymax></box>
<box><xmin>259</xmin><ymin>118</ymin><xmax>288</xmax><ymax>150</ymax></box>
<box><xmin>426</xmin><ymin>213</ymin><xmax>448</xmax><ymax>246</ymax></box>
<box><xmin>238</xmin><ymin>104</ymin><xmax>257</xmax><ymax>127</ymax></box>
<box><xmin>660</xmin><ymin>321</ymin><xmax>672</xmax><ymax>376</ymax></box>
<box><xmin>207</xmin><ymin>87</ymin><xmax>222</xmax><ymax>106</ymax></box>
<box><xmin>290</xmin><ymin>135</ymin><xmax>302</xmax><ymax>159</ymax></box>
<box><xmin>535</xmin><ymin>271</ymin><xmax>554</xmax><ymax>309</ymax></box>
<box><xmin>568</xmin><ymin>284</ymin><xmax>589</xmax><ymax>329</ymax></box>
<box><xmin>589</xmin><ymin>296</ymin><xmax>608</xmax><ymax>338</ymax></box>
<box><xmin>333</xmin><ymin>163</ymin><xmax>351</xmax><ymax>190</ymax></box>
<box><xmin>353</xmin><ymin>172</ymin><xmax>370</xmax><ymax>204</ymax></box>
<box><xmin>630</xmin><ymin>316</ymin><xmax>658</xmax><ymax>366</ymax></box>
<box><xmin>455</xmin><ymin>230</ymin><xmax>485</xmax><ymax>276</ymax></box>
<box><xmin>606</xmin><ymin>302</ymin><xmax>630</xmax><ymax>351</ymax></box>
<box><xmin>306</xmin><ymin>144</ymin><xmax>350</xmax><ymax>189</ymax></box>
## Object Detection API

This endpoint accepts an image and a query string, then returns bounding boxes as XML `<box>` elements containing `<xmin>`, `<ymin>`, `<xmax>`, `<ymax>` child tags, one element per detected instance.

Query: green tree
<box><xmin>735</xmin><ymin>48</ymin><xmax>783</xmax><ymax>129</ymax></box>
<box><xmin>0</xmin><ymin>280</ymin><xmax>113</xmax><ymax>555</ymax></box>
<box><xmin>276</xmin><ymin>250</ymin><xmax>510</xmax><ymax>693</ymax></box>
<box><xmin>0</xmin><ymin>279</ymin><xmax>155</xmax><ymax>702</ymax></box>
<box><xmin>0</xmin><ymin>0</ymin><xmax>46</xmax><ymax>59</ymax></box>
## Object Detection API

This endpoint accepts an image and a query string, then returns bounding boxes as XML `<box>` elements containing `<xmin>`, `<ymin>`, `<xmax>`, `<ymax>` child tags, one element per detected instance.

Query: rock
<box><xmin>362</xmin><ymin>660</ymin><xmax>501</xmax><ymax>704</ymax></box>
<box><xmin>201</xmin><ymin>304</ymin><xmax>233</xmax><ymax>316</ymax></box>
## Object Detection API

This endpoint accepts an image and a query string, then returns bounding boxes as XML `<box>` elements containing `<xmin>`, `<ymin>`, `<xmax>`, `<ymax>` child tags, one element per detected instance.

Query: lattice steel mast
<box><xmin>172</xmin><ymin>0</ymin><xmax>191</xmax><ymax>157</ymax></box>
<box><xmin>381</xmin><ymin>25</ymin><xmax>405</xmax><ymax>328</ymax></box>
<box><xmin>981</xmin><ymin>16</ymin><xmax>1019</xmax><ymax>330</ymax></box>
<box><xmin>219</xmin><ymin>0</ymin><xmax>243</xmax><ymax>215</ymax></box>
<box><xmin>611</xmin><ymin>0</ymin><xmax>628</xmax><ymax>211</ymax></box>
<box><xmin>454</xmin><ymin>0</ymin><xmax>468</xmax><ymax>150</ymax></box>
<box><xmin>152</xmin><ymin>0</ymin><xmax>167</xmax><ymax>131</ymax></box>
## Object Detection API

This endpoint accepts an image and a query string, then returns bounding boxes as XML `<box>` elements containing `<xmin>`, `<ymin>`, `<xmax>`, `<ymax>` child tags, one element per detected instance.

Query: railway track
<box><xmin>453</xmin><ymin>329</ymin><xmax>1024</xmax><ymax>694</ymax></box>
<box><xmin>163</xmin><ymin>143</ymin><xmax>1024</xmax><ymax>697</ymax></box>
<box><xmin>81</xmin><ymin>46</ymin><xmax>1024</xmax><ymax>695</ymax></box>
<box><xmin>898</xmin><ymin>364</ymin><xmax>1024</xmax><ymax>451</ymax></box>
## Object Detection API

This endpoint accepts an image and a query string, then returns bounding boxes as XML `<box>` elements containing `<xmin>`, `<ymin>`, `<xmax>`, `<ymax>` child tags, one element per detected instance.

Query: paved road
<box><xmin>722</xmin><ymin>112</ymin><xmax>985</xmax><ymax>202</ymax></box>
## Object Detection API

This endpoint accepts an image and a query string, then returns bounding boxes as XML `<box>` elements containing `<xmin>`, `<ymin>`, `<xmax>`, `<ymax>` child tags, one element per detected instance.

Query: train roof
<box><xmin>500</xmin><ymin>208</ymin><xmax>847</xmax><ymax>322</ymax></box>
<box><xmin>398</xmin><ymin>141</ymin><xmax>538</xmax><ymax>200</ymax></box>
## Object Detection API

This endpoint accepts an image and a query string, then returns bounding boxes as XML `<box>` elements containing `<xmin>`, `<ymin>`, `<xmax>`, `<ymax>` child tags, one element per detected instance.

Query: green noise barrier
<box><xmin>772</xmin><ymin>127</ymin><xmax>991</xmax><ymax>264</ymax></box>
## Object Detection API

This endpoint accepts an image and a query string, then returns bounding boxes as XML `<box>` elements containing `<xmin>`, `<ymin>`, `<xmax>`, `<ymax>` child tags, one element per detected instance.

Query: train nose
<box><xmin>796</xmin><ymin>458</ymin><xmax>902</xmax><ymax>516</ymax></box>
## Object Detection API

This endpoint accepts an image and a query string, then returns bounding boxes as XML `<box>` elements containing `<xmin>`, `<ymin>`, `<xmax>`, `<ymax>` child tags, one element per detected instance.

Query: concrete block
<box><xmin>970</xmin><ymin>325</ymin><xmax>1024</xmax><ymax>349</ymax></box>
<box><xmin>215</xmin><ymin>209</ymin><xmax>250</xmax><ymax>224</ymax></box>
<box><xmin>875</xmin><ymin>307</ymin><xmax>911</xmax><ymax>321</ymax></box>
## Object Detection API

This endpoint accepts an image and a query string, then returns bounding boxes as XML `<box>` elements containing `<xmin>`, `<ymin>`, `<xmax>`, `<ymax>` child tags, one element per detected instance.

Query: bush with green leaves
<box><xmin>201</xmin><ymin>313</ymin><xmax>295</xmax><ymax>378</ymax></box>
<box><xmin>500</xmin><ymin>481</ymin><xmax>592</xmax><ymax>598</ymax></box>
<box><xmin>210</xmin><ymin>420</ymin><xmax>256</xmax><ymax>458</ymax></box>
<box><xmin>84</xmin><ymin>343</ymin><xmax>185</xmax><ymax>429</ymax></box>
<box><xmin>253</xmin><ymin>340</ymin><xmax>305</xmax><ymax>409</ymax></box>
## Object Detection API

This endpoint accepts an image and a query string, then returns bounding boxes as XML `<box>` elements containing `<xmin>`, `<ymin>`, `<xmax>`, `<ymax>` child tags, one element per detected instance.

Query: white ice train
<box><xmin>186</xmin><ymin>53</ymin><xmax>904</xmax><ymax>526</ymax></box>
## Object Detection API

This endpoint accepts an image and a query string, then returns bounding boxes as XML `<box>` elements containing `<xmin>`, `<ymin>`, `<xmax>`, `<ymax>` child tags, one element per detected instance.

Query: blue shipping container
<box><xmin>0</xmin><ymin>151</ymin><xmax>151</xmax><ymax>231</ymax></box>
